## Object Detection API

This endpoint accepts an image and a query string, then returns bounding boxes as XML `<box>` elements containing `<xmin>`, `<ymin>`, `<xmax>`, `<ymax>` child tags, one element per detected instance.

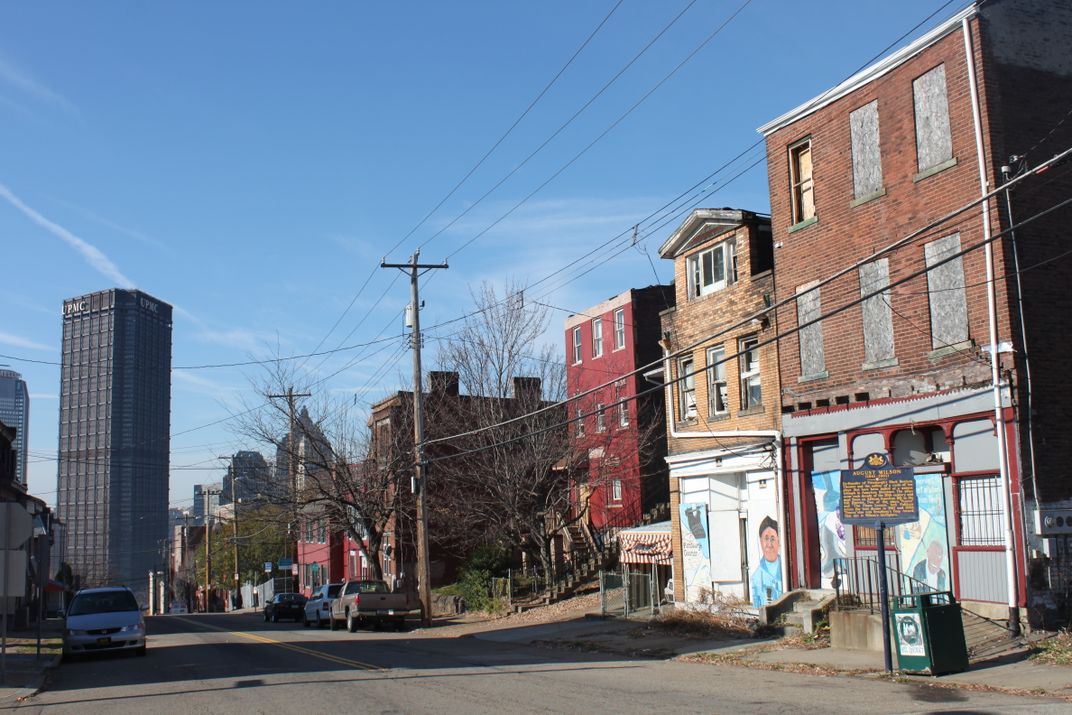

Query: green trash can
<box><xmin>890</xmin><ymin>591</ymin><xmax>969</xmax><ymax>675</ymax></box>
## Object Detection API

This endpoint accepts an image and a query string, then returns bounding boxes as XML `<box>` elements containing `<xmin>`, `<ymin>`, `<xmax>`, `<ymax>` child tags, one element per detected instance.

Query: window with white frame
<box><xmin>687</xmin><ymin>239</ymin><xmax>738</xmax><ymax>299</ymax></box>
<box><xmin>739</xmin><ymin>336</ymin><xmax>762</xmax><ymax>409</ymax></box>
<box><xmin>618</xmin><ymin>399</ymin><xmax>629</xmax><ymax>427</ymax></box>
<box><xmin>572</xmin><ymin>326</ymin><xmax>582</xmax><ymax>364</ymax></box>
<box><xmin>596</xmin><ymin>403</ymin><xmax>606</xmax><ymax>432</ymax></box>
<box><xmin>592</xmin><ymin>318</ymin><xmax>603</xmax><ymax>358</ymax></box>
<box><xmin>678</xmin><ymin>356</ymin><xmax>696</xmax><ymax>419</ymax></box>
<box><xmin>575</xmin><ymin>405</ymin><xmax>585</xmax><ymax>437</ymax></box>
<box><xmin>706</xmin><ymin>345</ymin><xmax>728</xmax><ymax>416</ymax></box>
<box><xmin>613</xmin><ymin>308</ymin><xmax>626</xmax><ymax>349</ymax></box>
<box><xmin>611</xmin><ymin>479</ymin><xmax>622</xmax><ymax>501</ymax></box>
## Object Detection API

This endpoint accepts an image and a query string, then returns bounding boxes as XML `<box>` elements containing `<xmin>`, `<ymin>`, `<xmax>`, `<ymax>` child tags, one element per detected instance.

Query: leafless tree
<box><xmin>427</xmin><ymin>282</ymin><xmax>585</xmax><ymax>577</ymax></box>
<box><xmin>235</xmin><ymin>360</ymin><xmax>415</xmax><ymax>583</ymax></box>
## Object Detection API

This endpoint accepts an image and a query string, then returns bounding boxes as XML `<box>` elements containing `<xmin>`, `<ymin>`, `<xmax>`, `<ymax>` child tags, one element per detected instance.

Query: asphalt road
<box><xmin>4</xmin><ymin>612</ymin><xmax>1068</xmax><ymax>714</ymax></box>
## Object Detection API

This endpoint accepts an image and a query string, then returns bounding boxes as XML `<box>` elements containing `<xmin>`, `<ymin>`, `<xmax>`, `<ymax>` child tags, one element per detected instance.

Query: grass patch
<box><xmin>644</xmin><ymin>609</ymin><xmax>754</xmax><ymax>640</ymax></box>
<box><xmin>1032</xmin><ymin>630</ymin><xmax>1072</xmax><ymax>666</ymax></box>
<box><xmin>4</xmin><ymin>636</ymin><xmax>62</xmax><ymax>655</ymax></box>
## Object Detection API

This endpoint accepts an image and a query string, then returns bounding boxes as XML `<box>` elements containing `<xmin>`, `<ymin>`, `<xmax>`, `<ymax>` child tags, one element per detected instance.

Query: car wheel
<box><xmin>263</xmin><ymin>612</ymin><xmax>269</xmax><ymax>622</ymax></box>
<box><xmin>395</xmin><ymin>620</ymin><xmax>407</xmax><ymax>632</ymax></box>
<box><xmin>346</xmin><ymin>611</ymin><xmax>357</xmax><ymax>633</ymax></box>
<box><xmin>272</xmin><ymin>613</ymin><xmax>278</xmax><ymax>623</ymax></box>
<box><xmin>329</xmin><ymin>616</ymin><xmax>338</xmax><ymax>631</ymax></box>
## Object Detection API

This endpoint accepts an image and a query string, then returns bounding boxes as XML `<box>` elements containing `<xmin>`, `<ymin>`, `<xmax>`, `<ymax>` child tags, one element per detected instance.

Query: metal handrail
<box><xmin>833</xmin><ymin>555</ymin><xmax>937</xmax><ymax>613</ymax></box>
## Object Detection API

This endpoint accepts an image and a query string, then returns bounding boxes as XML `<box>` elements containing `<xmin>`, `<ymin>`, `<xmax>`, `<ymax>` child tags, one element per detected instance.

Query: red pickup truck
<box><xmin>329</xmin><ymin>579</ymin><xmax>420</xmax><ymax>632</ymax></box>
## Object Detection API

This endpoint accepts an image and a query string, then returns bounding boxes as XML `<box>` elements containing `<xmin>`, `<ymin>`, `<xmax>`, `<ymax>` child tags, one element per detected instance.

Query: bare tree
<box><xmin>235</xmin><ymin>360</ymin><xmax>414</xmax><ymax>583</ymax></box>
<box><xmin>428</xmin><ymin>282</ymin><xmax>583</xmax><ymax>577</ymax></box>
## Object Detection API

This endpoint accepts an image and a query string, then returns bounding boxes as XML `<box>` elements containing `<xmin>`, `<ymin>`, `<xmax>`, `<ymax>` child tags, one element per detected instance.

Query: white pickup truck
<box><xmin>329</xmin><ymin>579</ymin><xmax>420</xmax><ymax>632</ymax></box>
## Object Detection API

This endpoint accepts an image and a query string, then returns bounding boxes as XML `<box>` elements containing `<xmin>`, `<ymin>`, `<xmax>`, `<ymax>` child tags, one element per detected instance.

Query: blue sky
<box><xmin>0</xmin><ymin>0</ymin><xmax>958</xmax><ymax>509</ymax></box>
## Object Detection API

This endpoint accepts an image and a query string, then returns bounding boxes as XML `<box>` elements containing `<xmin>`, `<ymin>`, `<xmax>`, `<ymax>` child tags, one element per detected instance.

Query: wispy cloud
<box><xmin>0</xmin><ymin>56</ymin><xmax>76</xmax><ymax>114</ymax></box>
<box><xmin>0</xmin><ymin>331</ymin><xmax>50</xmax><ymax>351</ymax></box>
<box><xmin>51</xmin><ymin>199</ymin><xmax>167</xmax><ymax>250</ymax></box>
<box><xmin>29</xmin><ymin>393</ymin><xmax>58</xmax><ymax>400</ymax></box>
<box><xmin>0</xmin><ymin>183</ymin><xmax>136</xmax><ymax>288</ymax></box>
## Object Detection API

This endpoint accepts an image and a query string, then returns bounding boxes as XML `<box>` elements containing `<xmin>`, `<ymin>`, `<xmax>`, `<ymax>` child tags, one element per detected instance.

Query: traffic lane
<box><xmin>31</xmin><ymin>613</ymin><xmax>382</xmax><ymax>702</ymax></box>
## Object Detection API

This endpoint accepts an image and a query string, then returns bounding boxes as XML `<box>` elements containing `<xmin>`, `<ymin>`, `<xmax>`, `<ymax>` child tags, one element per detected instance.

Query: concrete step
<box><xmin>793</xmin><ymin>600</ymin><xmax>824</xmax><ymax>613</ymax></box>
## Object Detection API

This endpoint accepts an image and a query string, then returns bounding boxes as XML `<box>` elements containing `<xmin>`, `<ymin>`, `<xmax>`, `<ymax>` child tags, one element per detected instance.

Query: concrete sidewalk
<box><xmin>751</xmin><ymin>645</ymin><xmax>1072</xmax><ymax>698</ymax></box>
<box><xmin>0</xmin><ymin>652</ymin><xmax>61</xmax><ymax>706</ymax></box>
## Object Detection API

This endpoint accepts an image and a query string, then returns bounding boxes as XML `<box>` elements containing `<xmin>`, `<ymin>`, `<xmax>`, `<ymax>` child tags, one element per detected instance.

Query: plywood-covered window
<box><xmin>913</xmin><ymin>64</ymin><xmax>953</xmax><ymax>173</ymax></box>
<box><xmin>859</xmin><ymin>259</ymin><xmax>895</xmax><ymax>367</ymax></box>
<box><xmin>924</xmin><ymin>233</ymin><xmax>969</xmax><ymax>349</ymax></box>
<box><xmin>850</xmin><ymin>100</ymin><xmax>883</xmax><ymax>199</ymax></box>
<box><xmin>796</xmin><ymin>283</ymin><xmax>825</xmax><ymax>378</ymax></box>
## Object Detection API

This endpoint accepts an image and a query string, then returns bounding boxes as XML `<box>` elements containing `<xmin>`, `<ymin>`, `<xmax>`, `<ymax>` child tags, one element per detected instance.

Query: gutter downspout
<box><xmin>661</xmin><ymin>346</ymin><xmax>788</xmax><ymax>597</ymax></box>
<box><xmin>963</xmin><ymin>17</ymin><xmax>1021</xmax><ymax>635</ymax></box>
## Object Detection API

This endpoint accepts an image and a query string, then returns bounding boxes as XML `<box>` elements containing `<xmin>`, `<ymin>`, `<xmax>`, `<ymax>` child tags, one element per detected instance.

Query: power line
<box><xmin>425</xmin><ymin>188</ymin><xmax>1072</xmax><ymax>465</ymax></box>
<box><xmin>424</xmin><ymin>145</ymin><xmax>1072</xmax><ymax>449</ymax></box>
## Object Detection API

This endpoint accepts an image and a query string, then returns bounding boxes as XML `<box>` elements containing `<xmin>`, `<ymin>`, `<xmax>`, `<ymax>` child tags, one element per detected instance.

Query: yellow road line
<box><xmin>172</xmin><ymin>616</ymin><xmax>381</xmax><ymax>671</ymax></box>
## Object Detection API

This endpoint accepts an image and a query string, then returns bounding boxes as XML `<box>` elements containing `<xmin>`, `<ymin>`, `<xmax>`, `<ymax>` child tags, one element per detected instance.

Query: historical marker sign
<box><xmin>840</xmin><ymin>452</ymin><xmax>919</xmax><ymax>526</ymax></box>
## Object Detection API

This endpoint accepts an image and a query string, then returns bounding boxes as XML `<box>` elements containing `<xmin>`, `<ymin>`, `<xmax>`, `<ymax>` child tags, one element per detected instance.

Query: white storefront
<box><xmin>670</xmin><ymin>440</ymin><xmax>787</xmax><ymax>608</ymax></box>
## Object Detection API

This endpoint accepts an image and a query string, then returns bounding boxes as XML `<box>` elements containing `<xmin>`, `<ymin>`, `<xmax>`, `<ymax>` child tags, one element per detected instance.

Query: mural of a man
<box><xmin>751</xmin><ymin>516</ymin><xmax>783</xmax><ymax>607</ymax></box>
<box><xmin>911</xmin><ymin>539</ymin><xmax>947</xmax><ymax>592</ymax></box>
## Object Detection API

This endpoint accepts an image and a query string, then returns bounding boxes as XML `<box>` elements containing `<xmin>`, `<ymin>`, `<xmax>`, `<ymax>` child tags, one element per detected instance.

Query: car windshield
<box><xmin>355</xmin><ymin>581</ymin><xmax>387</xmax><ymax>594</ymax></box>
<box><xmin>69</xmin><ymin>591</ymin><xmax>139</xmax><ymax>616</ymax></box>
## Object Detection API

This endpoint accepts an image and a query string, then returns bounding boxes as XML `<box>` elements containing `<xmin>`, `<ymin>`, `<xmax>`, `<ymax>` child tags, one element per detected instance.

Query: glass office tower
<box><xmin>57</xmin><ymin>289</ymin><xmax>172</xmax><ymax>598</ymax></box>
<box><xmin>0</xmin><ymin>369</ymin><xmax>30</xmax><ymax>487</ymax></box>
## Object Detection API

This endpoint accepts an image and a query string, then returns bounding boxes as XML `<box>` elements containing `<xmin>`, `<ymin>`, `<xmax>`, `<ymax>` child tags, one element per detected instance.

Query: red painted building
<box><xmin>565</xmin><ymin>285</ymin><xmax>673</xmax><ymax>536</ymax></box>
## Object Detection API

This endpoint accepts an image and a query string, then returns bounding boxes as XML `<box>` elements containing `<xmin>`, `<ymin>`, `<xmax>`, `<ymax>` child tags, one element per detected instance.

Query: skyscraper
<box><xmin>0</xmin><ymin>369</ymin><xmax>30</xmax><ymax>488</ymax></box>
<box><xmin>221</xmin><ymin>450</ymin><xmax>270</xmax><ymax>506</ymax></box>
<box><xmin>57</xmin><ymin>289</ymin><xmax>172</xmax><ymax>598</ymax></box>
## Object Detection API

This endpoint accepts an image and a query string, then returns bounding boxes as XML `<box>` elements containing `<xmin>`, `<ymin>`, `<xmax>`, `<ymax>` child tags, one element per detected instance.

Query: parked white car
<box><xmin>64</xmin><ymin>586</ymin><xmax>146</xmax><ymax>659</ymax></box>
<box><xmin>304</xmin><ymin>582</ymin><xmax>343</xmax><ymax>627</ymax></box>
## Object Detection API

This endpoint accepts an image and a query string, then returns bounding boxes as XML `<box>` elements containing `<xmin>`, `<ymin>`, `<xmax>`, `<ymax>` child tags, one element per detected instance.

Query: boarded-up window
<box><xmin>859</xmin><ymin>259</ymin><xmax>895</xmax><ymax>365</ymax></box>
<box><xmin>797</xmin><ymin>283</ymin><xmax>825</xmax><ymax>377</ymax></box>
<box><xmin>789</xmin><ymin>139</ymin><xmax>814</xmax><ymax>224</ymax></box>
<box><xmin>913</xmin><ymin>65</ymin><xmax>953</xmax><ymax>172</ymax></box>
<box><xmin>924</xmin><ymin>234</ymin><xmax>969</xmax><ymax>349</ymax></box>
<box><xmin>850</xmin><ymin>100</ymin><xmax>883</xmax><ymax>198</ymax></box>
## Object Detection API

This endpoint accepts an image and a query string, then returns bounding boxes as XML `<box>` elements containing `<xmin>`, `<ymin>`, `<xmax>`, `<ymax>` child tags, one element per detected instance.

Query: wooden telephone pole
<box><xmin>267</xmin><ymin>387</ymin><xmax>310</xmax><ymax>594</ymax></box>
<box><xmin>382</xmin><ymin>249</ymin><xmax>447</xmax><ymax>627</ymax></box>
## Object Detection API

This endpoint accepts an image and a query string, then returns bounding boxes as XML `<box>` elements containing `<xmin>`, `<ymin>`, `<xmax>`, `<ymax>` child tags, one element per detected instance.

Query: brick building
<box><xmin>758</xmin><ymin>0</ymin><xmax>1072</xmax><ymax>623</ymax></box>
<box><xmin>564</xmin><ymin>285</ymin><xmax>673</xmax><ymax>536</ymax></box>
<box><xmin>657</xmin><ymin>209</ymin><xmax>782</xmax><ymax>606</ymax></box>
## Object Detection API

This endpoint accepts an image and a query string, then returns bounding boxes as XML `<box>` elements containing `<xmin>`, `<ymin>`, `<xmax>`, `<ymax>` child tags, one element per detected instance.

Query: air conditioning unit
<box><xmin>1033</xmin><ymin>509</ymin><xmax>1072</xmax><ymax>536</ymax></box>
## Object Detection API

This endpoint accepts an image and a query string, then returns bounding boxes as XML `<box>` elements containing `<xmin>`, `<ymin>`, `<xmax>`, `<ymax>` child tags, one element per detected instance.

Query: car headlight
<box><xmin>65</xmin><ymin>629</ymin><xmax>83</xmax><ymax>637</ymax></box>
<box><xmin>119</xmin><ymin>622</ymin><xmax>144</xmax><ymax>633</ymax></box>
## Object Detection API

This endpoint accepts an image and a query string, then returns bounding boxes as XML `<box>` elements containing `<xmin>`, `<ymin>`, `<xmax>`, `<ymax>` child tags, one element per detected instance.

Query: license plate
<box><xmin>96</xmin><ymin>637</ymin><xmax>112</xmax><ymax>645</ymax></box>
<box><xmin>376</xmin><ymin>609</ymin><xmax>394</xmax><ymax>616</ymax></box>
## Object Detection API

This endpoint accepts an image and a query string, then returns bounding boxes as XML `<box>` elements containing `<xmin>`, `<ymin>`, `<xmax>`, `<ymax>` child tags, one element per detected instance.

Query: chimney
<box><xmin>512</xmin><ymin>376</ymin><xmax>542</xmax><ymax>401</ymax></box>
<box><xmin>429</xmin><ymin>371</ymin><xmax>460</xmax><ymax>396</ymax></box>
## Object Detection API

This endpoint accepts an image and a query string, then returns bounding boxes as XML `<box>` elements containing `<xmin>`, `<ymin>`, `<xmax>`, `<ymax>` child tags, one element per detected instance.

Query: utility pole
<box><xmin>267</xmin><ymin>387</ymin><xmax>311</xmax><ymax>595</ymax></box>
<box><xmin>382</xmin><ymin>249</ymin><xmax>448</xmax><ymax>627</ymax></box>
<box><xmin>221</xmin><ymin>455</ymin><xmax>242</xmax><ymax>610</ymax></box>
<box><xmin>203</xmin><ymin>487</ymin><xmax>221</xmax><ymax>612</ymax></box>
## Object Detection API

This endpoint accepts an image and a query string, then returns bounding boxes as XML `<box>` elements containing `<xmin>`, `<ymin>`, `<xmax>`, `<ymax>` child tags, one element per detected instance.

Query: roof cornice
<box><xmin>757</xmin><ymin>4</ymin><xmax>977</xmax><ymax>137</ymax></box>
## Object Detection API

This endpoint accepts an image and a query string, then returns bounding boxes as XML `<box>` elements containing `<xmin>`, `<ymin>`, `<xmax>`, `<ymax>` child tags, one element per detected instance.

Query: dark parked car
<box><xmin>263</xmin><ymin>593</ymin><xmax>306</xmax><ymax>622</ymax></box>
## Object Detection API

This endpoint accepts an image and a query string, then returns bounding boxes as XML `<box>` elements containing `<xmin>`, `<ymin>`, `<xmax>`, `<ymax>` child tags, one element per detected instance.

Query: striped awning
<box><xmin>617</xmin><ymin>522</ymin><xmax>673</xmax><ymax>566</ymax></box>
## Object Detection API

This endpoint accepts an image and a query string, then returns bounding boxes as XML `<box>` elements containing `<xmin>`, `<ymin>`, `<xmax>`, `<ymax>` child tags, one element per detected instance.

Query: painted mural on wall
<box><xmin>897</xmin><ymin>471</ymin><xmax>949</xmax><ymax>593</ymax></box>
<box><xmin>811</xmin><ymin>471</ymin><xmax>846</xmax><ymax>589</ymax></box>
<box><xmin>679</xmin><ymin>502</ymin><xmax>711</xmax><ymax>602</ymax></box>
<box><xmin>750</xmin><ymin>515</ymin><xmax>783</xmax><ymax>607</ymax></box>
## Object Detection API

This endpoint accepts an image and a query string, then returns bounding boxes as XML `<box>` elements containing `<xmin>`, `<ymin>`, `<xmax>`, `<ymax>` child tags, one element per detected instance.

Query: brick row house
<box><xmin>657</xmin><ymin>209</ymin><xmax>784</xmax><ymax>607</ymax></box>
<box><xmin>755</xmin><ymin>0</ymin><xmax>1072</xmax><ymax>625</ymax></box>
<box><xmin>564</xmin><ymin>286</ymin><xmax>673</xmax><ymax>539</ymax></box>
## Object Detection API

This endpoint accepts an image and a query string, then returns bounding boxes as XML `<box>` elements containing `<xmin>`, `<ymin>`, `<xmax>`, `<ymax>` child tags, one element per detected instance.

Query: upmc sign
<box><xmin>62</xmin><ymin>299</ymin><xmax>88</xmax><ymax>317</ymax></box>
